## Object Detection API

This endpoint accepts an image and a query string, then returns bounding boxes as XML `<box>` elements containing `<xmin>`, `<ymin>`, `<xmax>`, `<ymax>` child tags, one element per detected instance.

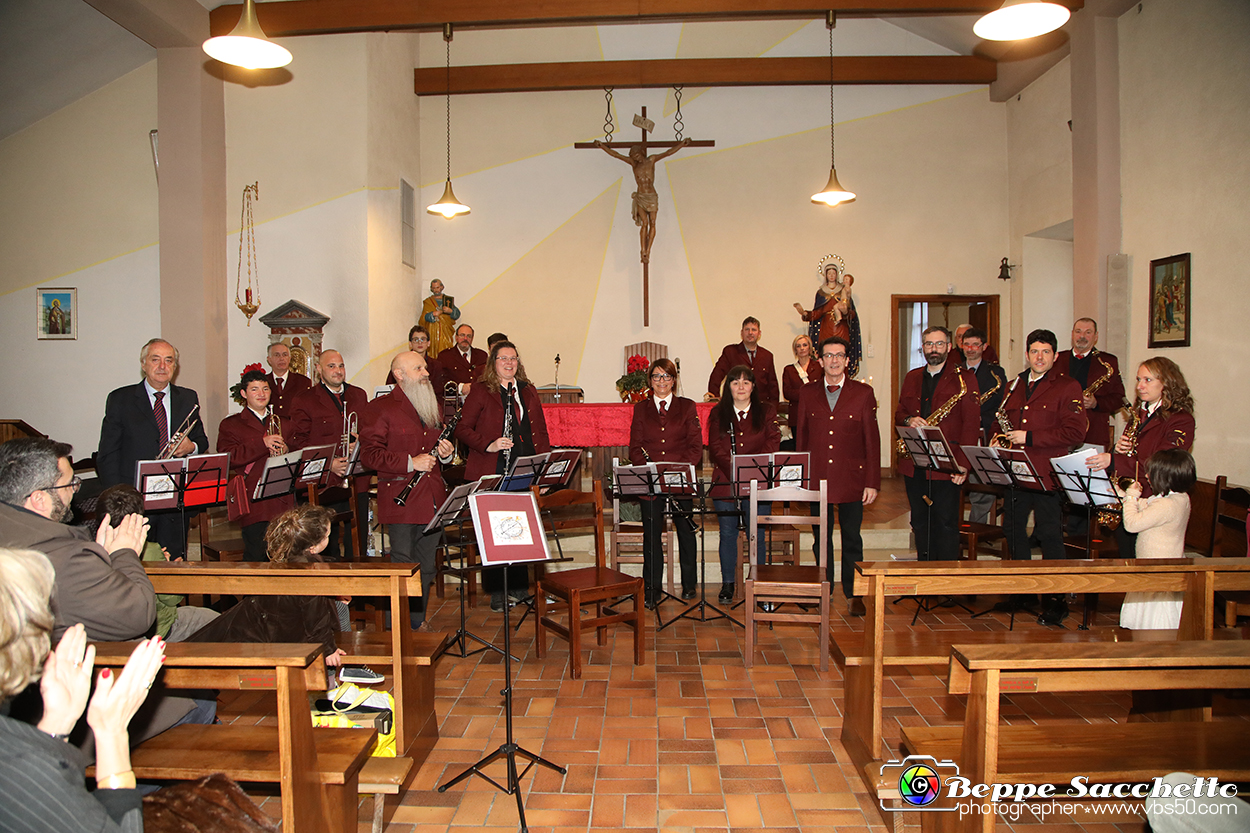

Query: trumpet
<box><xmin>337</xmin><ymin>409</ymin><xmax>358</xmax><ymax>460</ymax></box>
<box><xmin>266</xmin><ymin>407</ymin><xmax>286</xmax><ymax>456</ymax></box>
<box><xmin>158</xmin><ymin>404</ymin><xmax>199</xmax><ymax>459</ymax></box>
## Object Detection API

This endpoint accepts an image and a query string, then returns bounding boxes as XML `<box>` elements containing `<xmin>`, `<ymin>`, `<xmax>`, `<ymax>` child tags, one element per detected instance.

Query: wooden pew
<box><xmin>900</xmin><ymin>641</ymin><xmax>1250</xmax><ymax>833</ymax></box>
<box><xmin>838</xmin><ymin>557</ymin><xmax>1250</xmax><ymax>824</ymax></box>
<box><xmin>145</xmin><ymin>561</ymin><xmax>446</xmax><ymax>778</ymax></box>
<box><xmin>92</xmin><ymin>642</ymin><xmax>374</xmax><ymax>833</ymax></box>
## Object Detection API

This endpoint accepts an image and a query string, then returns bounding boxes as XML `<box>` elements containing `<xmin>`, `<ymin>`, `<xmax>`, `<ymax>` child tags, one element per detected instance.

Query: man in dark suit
<box><xmin>264</xmin><ymin>341</ymin><xmax>312</xmax><ymax>423</ymax></box>
<box><xmin>97</xmin><ymin>338</ymin><xmax>210</xmax><ymax>561</ymax></box>
<box><xmin>894</xmin><ymin>326</ymin><xmax>981</xmax><ymax>562</ymax></box>
<box><xmin>288</xmin><ymin>349</ymin><xmax>370</xmax><ymax>560</ymax></box>
<box><xmin>794</xmin><ymin>336</ymin><xmax>880</xmax><ymax>615</ymax></box>
<box><xmin>437</xmin><ymin>323</ymin><xmax>489</xmax><ymax>397</ymax></box>
<box><xmin>960</xmin><ymin>327</ymin><xmax>1009</xmax><ymax>524</ymax></box>
<box><xmin>706</xmin><ymin>317</ymin><xmax>780</xmax><ymax>405</ymax></box>
<box><xmin>950</xmin><ymin>323</ymin><xmax>1000</xmax><ymax>367</ymax></box>
<box><xmin>997</xmin><ymin>329</ymin><xmax>1088</xmax><ymax>624</ymax></box>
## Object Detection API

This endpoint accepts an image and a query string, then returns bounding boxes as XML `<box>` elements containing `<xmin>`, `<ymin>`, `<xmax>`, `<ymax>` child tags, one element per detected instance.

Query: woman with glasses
<box><xmin>707</xmin><ymin>366</ymin><xmax>780</xmax><ymax>602</ymax></box>
<box><xmin>628</xmin><ymin>359</ymin><xmax>702</xmax><ymax>608</ymax></box>
<box><xmin>457</xmin><ymin>341</ymin><xmax>551</xmax><ymax>611</ymax></box>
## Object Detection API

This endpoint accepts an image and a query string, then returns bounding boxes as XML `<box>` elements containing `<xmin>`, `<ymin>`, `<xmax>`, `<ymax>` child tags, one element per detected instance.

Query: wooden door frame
<box><xmin>888</xmin><ymin>294</ymin><xmax>1000</xmax><ymax>469</ymax></box>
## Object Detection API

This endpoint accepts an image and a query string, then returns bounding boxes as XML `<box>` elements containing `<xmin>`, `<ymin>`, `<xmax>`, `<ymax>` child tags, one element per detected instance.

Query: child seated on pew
<box><xmin>1117</xmin><ymin>449</ymin><xmax>1195</xmax><ymax>630</ymax></box>
<box><xmin>188</xmin><ymin>505</ymin><xmax>347</xmax><ymax>667</ymax></box>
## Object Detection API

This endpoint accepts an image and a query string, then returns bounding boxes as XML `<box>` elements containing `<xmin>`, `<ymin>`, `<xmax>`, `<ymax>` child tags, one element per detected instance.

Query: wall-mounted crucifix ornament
<box><xmin>576</xmin><ymin>94</ymin><xmax>714</xmax><ymax>327</ymax></box>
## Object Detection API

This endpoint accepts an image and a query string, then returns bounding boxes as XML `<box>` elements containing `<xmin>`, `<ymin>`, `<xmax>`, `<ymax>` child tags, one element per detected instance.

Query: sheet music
<box><xmin>1050</xmin><ymin>447</ymin><xmax>1118</xmax><ymax>506</ymax></box>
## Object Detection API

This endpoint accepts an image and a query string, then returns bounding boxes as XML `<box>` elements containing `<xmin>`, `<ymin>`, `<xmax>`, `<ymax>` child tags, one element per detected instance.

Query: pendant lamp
<box><xmin>428</xmin><ymin>24</ymin><xmax>470</xmax><ymax>219</ymax></box>
<box><xmin>202</xmin><ymin>0</ymin><xmax>292</xmax><ymax>70</ymax></box>
<box><xmin>812</xmin><ymin>12</ymin><xmax>855</xmax><ymax>206</ymax></box>
<box><xmin>974</xmin><ymin>0</ymin><xmax>1071</xmax><ymax>41</ymax></box>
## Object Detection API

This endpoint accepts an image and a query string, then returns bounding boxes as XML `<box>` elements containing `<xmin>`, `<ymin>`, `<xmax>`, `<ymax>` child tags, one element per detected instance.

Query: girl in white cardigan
<box><xmin>1118</xmin><ymin>449</ymin><xmax>1195</xmax><ymax>630</ymax></box>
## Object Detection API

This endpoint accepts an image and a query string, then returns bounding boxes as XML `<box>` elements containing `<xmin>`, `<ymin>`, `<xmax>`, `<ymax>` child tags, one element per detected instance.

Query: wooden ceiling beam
<box><xmin>413</xmin><ymin>55</ymin><xmax>996</xmax><ymax>95</ymax></box>
<box><xmin>210</xmin><ymin>0</ymin><xmax>1037</xmax><ymax>38</ymax></box>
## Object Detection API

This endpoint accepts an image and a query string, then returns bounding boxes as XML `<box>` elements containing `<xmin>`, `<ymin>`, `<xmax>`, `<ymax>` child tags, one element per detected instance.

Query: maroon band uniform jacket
<box><xmin>998</xmin><ymin>370</ymin><xmax>1088</xmax><ymax>483</ymax></box>
<box><xmin>359</xmin><ymin>388</ymin><xmax>448</xmax><ymax>525</ymax></box>
<box><xmin>456</xmin><ymin>381</ymin><xmax>551</xmax><ymax>482</ymax></box>
<box><xmin>1054</xmin><ymin>348</ymin><xmax>1126</xmax><ymax>449</ymax></box>
<box><xmin>707</xmin><ymin>403</ymin><xmax>781</xmax><ymax>499</ymax></box>
<box><xmin>893</xmin><ymin>362</ymin><xmax>981</xmax><ymax>481</ymax></box>
<box><xmin>629</xmin><ymin>397</ymin><xmax>703</xmax><ymax>469</ymax></box>
<box><xmin>265</xmin><ymin>372</ymin><xmax>312</xmax><ymax>423</ymax></box>
<box><xmin>707</xmin><ymin>343</ymin><xmax>780</xmax><ymax>405</ymax></box>
<box><xmin>782</xmin><ymin>359</ymin><xmax>821</xmax><ymax>409</ymax></box>
<box><xmin>217</xmin><ymin>409</ymin><xmax>296</xmax><ymax>526</ymax></box>
<box><xmin>1111</xmin><ymin>407</ymin><xmax>1194</xmax><ymax>498</ymax></box>
<box><xmin>288</xmin><ymin>383</ymin><xmax>370</xmax><ymax>493</ymax></box>
<box><xmin>437</xmin><ymin>347</ymin><xmax>489</xmax><ymax>389</ymax></box>
<box><xmin>793</xmin><ymin>378</ymin><xmax>881</xmax><ymax>504</ymax></box>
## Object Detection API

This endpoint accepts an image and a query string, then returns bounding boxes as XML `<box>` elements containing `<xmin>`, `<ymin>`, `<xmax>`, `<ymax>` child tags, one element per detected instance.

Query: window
<box><xmin>400</xmin><ymin>179</ymin><xmax>415</xmax><ymax>267</ymax></box>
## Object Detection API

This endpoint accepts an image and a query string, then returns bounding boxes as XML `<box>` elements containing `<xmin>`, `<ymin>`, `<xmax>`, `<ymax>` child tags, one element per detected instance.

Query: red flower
<box><xmin>626</xmin><ymin>354</ymin><xmax>649</xmax><ymax>374</ymax></box>
<box><xmin>240</xmin><ymin>362</ymin><xmax>263</xmax><ymax>378</ymax></box>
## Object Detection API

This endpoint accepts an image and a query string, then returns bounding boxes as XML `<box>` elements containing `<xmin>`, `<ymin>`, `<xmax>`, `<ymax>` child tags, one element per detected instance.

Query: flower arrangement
<box><xmin>616</xmin><ymin>354</ymin><xmax>652</xmax><ymax>402</ymax></box>
<box><xmin>229</xmin><ymin>362</ymin><xmax>265</xmax><ymax>406</ymax></box>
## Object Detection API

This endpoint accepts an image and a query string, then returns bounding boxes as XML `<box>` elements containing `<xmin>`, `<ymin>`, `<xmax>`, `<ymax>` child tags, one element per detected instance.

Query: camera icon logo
<box><xmin>879</xmin><ymin>755</ymin><xmax>959</xmax><ymax>812</ymax></box>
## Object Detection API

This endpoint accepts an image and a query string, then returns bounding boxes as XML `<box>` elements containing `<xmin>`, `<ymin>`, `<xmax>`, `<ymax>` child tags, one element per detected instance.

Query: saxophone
<box><xmin>1093</xmin><ymin>406</ymin><xmax>1143</xmax><ymax>530</ymax></box>
<box><xmin>989</xmin><ymin>375</ymin><xmax>1021</xmax><ymax>448</ymax></box>
<box><xmin>977</xmin><ymin>371</ymin><xmax>1002</xmax><ymax>405</ymax></box>
<box><xmin>1083</xmin><ymin>354</ymin><xmax>1116</xmax><ymax>399</ymax></box>
<box><xmin>896</xmin><ymin>372</ymin><xmax>967</xmax><ymax>455</ymax></box>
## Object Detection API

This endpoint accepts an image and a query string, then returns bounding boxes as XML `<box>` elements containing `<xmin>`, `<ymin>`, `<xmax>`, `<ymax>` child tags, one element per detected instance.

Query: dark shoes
<box><xmin>644</xmin><ymin>589</ymin><xmax>660</xmax><ymax>610</ymax></box>
<box><xmin>1037</xmin><ymin>597</ymin><xmax>1069</xmax><ymax>627</ymax></box>
<box><xmin>718</xmin><ymin>583</ymin><xmax>735</xmax><ymax>602</ymax></box>
<box><xmin>681</xmin><ymin>588</ymin><xmax>697</xmax><ymax>600</ymax></box>
<box><xmin>848</xmin><ymin>597</ymin><xmax>866</xmax><ymax>617</ymax></box>
<box><xmin>490</xmin><ymin>592</ymin><xmax>514</xmax><ymax>612</ymax></box>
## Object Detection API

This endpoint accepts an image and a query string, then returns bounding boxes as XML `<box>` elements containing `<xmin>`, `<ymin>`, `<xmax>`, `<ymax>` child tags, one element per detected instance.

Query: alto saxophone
<box><xmin>896</xmin><ymin>372</ymin><xmax>967</xmax><ymax>455</ymax></box>
<box><xmin>1093</xmin><ymin>406</ymin><xmax>1143</xmax><ymax>531</ymax></box>
<box><xmin>1083</xmin><ymin>354</ymin><xmax>1116</xmax><ymax>399</ymax></box>
<box><xmin>977</xmin><ymin>371</ymin><xmax>1002</xmax><ymax>405</ymax></box>
<box><xmin>989</xmin><ymin>375</ymin><xmax>1021</xmax><ymax>448</ymax></box>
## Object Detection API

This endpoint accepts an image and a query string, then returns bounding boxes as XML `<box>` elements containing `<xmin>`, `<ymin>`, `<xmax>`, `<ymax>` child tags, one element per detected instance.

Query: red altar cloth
<box><xmin>544</xmin><ymin>402</ymin><xmax>716</xmax><ymax>447</ymax></box>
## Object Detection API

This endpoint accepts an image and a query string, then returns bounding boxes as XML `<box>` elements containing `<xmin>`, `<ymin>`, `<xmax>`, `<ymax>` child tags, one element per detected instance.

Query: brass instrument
<box><xmin>895</xmin><ymin>372</ymin><xmax>967</xmax><ymax>456</ymax></box>
<box><xmin>335</xmin><ymin>408</ymin><xmax>358</xmax><ymax>482</ymax></box>
<box><xmin>977</xmin><ymin>371</ymin><xmax>1002</xmax><ymax>405</ymax></box>
<box><xmin>1083</xmin><ymin>354</ymin><xmax>1116</xmax><ymax>399</ymax></box>
<box><xmin>394</xmin><ymin>408</ymin><xmax>462</xmax><ymax>506</ymax></box>
<box><xmin>265</xmin><ymin>407</ymin><xmax>286</xmax><ymax>456</ymax></box>
<box><xmin>158</xmin><ymin>404</ymin><xmax>200</xmax><ymax>459</ymax></box>
<box><xmin>1094</xmin><ymin>406</ymin><xmax>1143</xmax><ymax>530</ymax></box>
<box><xmin>989</xmin><ymin>376</ymin><xmax>1021</xmax><ymax>448</ymax></box>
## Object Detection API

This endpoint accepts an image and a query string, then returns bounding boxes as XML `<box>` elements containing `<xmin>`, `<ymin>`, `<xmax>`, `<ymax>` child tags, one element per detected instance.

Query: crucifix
<box><xmin>575</xmin><ymin>106</ymin><xmax>714</xmax><ymax>326</ymax></box>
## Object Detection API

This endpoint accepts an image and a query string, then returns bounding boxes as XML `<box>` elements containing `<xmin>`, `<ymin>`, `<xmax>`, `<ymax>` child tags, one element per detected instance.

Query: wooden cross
<box><xmin>576</xmin><ymin>106</ymin><xmax>714</xmax><ymax>327</ymax></box>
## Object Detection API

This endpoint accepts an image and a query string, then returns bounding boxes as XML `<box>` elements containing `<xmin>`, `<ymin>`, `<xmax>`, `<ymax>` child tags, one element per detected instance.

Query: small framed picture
<box><xmin>1148</xmin><ymin>253</ymin><xmax>1190</xmax><ymax>348</ymax></box>
<box><xmin>36</xmin><ymin>288</ymin><xmax>77</xmax><ymax>340</ymax></box>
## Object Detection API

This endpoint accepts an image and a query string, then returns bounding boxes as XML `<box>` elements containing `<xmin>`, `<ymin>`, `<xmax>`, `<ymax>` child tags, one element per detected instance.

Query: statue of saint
<box><xmin>593</xmin><ymin>138</ymin><xmax>692</xmax><ymax>264</ymax></box>
<box><xmin>793</xmin><ymin>255</ymin><xmax>863</xmax><ymax>377</ymax></box>
<box><xmin>421</xmin><ymin>278</ymin><xmax>460</xmax><ymax>357</ymax></box>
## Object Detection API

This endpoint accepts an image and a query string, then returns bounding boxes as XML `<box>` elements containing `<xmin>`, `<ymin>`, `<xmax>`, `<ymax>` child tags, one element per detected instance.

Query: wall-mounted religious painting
<box><xmin>1148</xmin><ymin>253</ymin><xmax>1190</xmax><ymax>348</ymax></box>
<box><xmin>36</xmin><ymin>288</ymin><xmax>76</xmax><ymax>340</ymax></box>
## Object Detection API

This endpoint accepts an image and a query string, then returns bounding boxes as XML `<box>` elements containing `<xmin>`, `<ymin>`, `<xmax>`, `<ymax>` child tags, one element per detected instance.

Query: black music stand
<box><xmin>252</xmin><ymin>450</ymin><xmax>303</xmax><ymax>503</ymax></box>
<box><xmin>439</xmin><ymin>491</ymin><xmax>565</xmax><ymax>833</ymax></box>
<box><xmin>962</xmin><ymin>444</ymin><xmax>1046</xmax><ymax>628</ymax></box>
<box><xmin>1050</xmin><ymin>452</ymin><xmax>1120</xmax><ymax>628</ymax></box>
<box><xmin>425</xmin><ymin>481</ymin><xmax>504</xmax><ymax>660</ymax></box>
<box><xmin>498</xmin><ymin>453</ymin><xmax>550</xmax><ymax>493</ymax></box>
<box><xmin>896</xmin><ymin>426</ymin><xmax>972</xmax><ymax>622</ymax></box>
<box><xmin>511</xmin><ymin>450</ymin><xmax>583</xmax><ymax>632</ymax></box>
<box><xmin>136</xmin><ymin>453</ymin><xmax>231</xmax><ymax>556</ymax></box>
<box><xmin>660</xmin><ymin>478</ymin><xmax>741</xmax><ymax>629</ymax></box>
<box><xmin>612</xmin><ymin>462</ymin><xmax>693</xmax><ymax>620</ymax></box>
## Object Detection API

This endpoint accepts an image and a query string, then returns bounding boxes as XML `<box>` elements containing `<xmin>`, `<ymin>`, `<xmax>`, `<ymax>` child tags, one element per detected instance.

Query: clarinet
<box><xmin>501</xmin><ymin>387</ymin><xmax>515</xmax><ymax>472</ymax></box>
<box><xmin>394</xmin><ymin>409</ymin><xmax>462</xmax><ymax>506</ymax></box>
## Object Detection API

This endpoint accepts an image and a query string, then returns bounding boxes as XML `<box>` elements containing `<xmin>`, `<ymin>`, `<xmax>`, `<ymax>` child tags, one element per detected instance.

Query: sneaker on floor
<box><xmin>413</xmin><ymin>622</ymin><xmax>434</xmax><ymax>634</ymax></box>
<box><xmin>490</xmin><ymin>592</ymin><xmax>505</xmax><ymax>612</ymax></box>
<box><xmin>508</xmin><ymin>588</ymin><xmax>529</xmax><ymax>602</ymax></box>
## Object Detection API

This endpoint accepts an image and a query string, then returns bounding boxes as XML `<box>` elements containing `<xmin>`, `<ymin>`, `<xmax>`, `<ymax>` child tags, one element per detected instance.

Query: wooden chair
<box><xmin>534</xmin><ymin>484</ymin><xmax>645</xmax><ymax>679</ymax></box>
<box><xmin>608</xmin><ymin>467</ymin><xmax>675</xmax><ymax>595</ymax></box>
<box><xmin>307</xmin><ymin>483</ymin><xmax>362</xmax><ymax>562</ymax></box>
<box><xmin>733</xmin><ymin>505</ymin><xmax>802</xmax><ymax>600</ymax></box>
<box><xmin>1210</xmin><ymin>475</ymin><xmax>1250</xmax><ymax>624</ymax></box>
<box><xmin>958</xmin><ymin>483</ymin><xmax>1005</xmax><ymax>560</ymax></box>
<box><xmin>744</xmin><ymin>481</ymin><xmax>829</xmax><ymax>671</ymax></box>
<box><xmin>196</xmin><ymin>510</ymin><xmax>245</xmax><ymax>562</ymax></box>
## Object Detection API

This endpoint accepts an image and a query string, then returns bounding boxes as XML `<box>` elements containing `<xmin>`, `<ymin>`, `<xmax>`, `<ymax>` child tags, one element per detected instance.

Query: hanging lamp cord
<box><xmin>444</xmin><ymin>29</ymin><xmax>452</xmax><ymax>180</ymax></box>
<box><xmin>827</xmin><ymin>13</ymin><xmax>836</xmax><ymax>168</ymax></box>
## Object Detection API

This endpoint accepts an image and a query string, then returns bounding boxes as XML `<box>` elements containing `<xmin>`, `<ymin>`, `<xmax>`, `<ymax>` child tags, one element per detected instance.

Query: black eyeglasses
<box><xmin>29</xmin><ymin>477</ymin><xmax>81</xmax><ymax>501</ymax></box>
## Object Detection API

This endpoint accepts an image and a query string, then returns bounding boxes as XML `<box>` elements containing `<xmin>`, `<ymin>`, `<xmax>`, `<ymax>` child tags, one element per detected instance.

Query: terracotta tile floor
<box><xmin>220</xmin><ymin>583</ymin><xmax>1249</xmax><ymax>833</ymax></box>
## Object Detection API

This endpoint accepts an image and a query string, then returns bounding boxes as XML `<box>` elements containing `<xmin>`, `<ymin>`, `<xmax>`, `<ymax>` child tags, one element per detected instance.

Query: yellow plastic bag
<box><xmin>313</xmin><ymin>683</ymin><xmax>397</xmax><ymax>757</ymax></box>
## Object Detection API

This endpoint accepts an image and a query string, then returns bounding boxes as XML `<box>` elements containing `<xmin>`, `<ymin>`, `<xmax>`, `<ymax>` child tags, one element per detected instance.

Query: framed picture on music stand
<box><xmin>468</xmin><ymin>491</ymin><xmax>552</xmax><ymax>566</ymax></box>
<box><xmin>1148</xmin><ymin>252</ymin><xmax>1190</xmax><ymax>348</ymax></box>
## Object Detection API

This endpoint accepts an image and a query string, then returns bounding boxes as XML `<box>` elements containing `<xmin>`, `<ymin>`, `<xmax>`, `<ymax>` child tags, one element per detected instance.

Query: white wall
<box><xmin>1021</xmin><ymin>236</ymin><xmax>1074</xmax><ymax>362</ymax></box>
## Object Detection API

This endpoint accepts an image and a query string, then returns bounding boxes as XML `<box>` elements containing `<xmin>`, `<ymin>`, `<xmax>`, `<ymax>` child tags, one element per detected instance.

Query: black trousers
<box><xmin>241</xmin><ymin>520</ymin><xmax>269</xmax><ymax>562</ymax></box>
<box><xmin>1006</xmin><ymin>490</ymin><xmax>1065</xmax><ymax>560</ymax></box>
<box><xmin>640</xmin><ymin>497</ymin><xmax>697</xmax><ymax>593</ymax></box>
<box><xmin>812</xmin><ymin>501</ymin><xmax>864</xmax><ymax>598</ymax></box>
<box><xmin>904</xmin><ymin>475</ymin><xmax>962</xmax><ymax>561</ymax></box>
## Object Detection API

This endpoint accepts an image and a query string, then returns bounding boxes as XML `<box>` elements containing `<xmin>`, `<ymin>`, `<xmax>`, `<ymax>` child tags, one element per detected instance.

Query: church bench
<box><xmin>145</xmin><ymin>561</ymin><xmax>440</xmax><ymax>758</ymax></box>
<box><xmin>839</xmin><ymin>557</ymin><xmax>1250</xmax><ymax>826</ymax></box>
<box><xmin>92</xmin><ymin>642</ymin><xmax>374</xmax><ymax>833</ymax></box>
<box><xmin>898</xmin><ymin>640</ymin><xmax>1250</xmax><ymax>833</ymax></box>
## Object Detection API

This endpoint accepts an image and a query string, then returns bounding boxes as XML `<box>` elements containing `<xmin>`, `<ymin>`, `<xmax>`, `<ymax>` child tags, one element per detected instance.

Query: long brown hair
<box><xmin>1137</xmin><ymin>357</ymin><xmax>1194</xmax><ymax>416</ymax></box>
<box><xmin>265</xmin><ymin>505</ymin><xmax>334</xmax><ymax>563</ymax></box>
<box><xmin>478</xmin><ymin>340</ymin><xmax>531</xmax><ymax>393</ymax></box>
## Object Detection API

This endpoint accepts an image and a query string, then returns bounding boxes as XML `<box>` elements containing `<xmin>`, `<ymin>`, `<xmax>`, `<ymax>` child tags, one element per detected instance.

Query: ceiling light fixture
<box><xmin>812</xmin><ymin>11</ymin><xmax>855</xmax><ymax>207</ymax></box>
<box><xmin>203</xmin><ymin>0</ymin><xmax>292</xmax><ymax>70</ymax></box>
<box><xmin>428</xmin><ymin>24</ymin><xmax>470</xmax><ymax>219</ymax></box>
<box><xmin>973</xmin><ymin>0</ymin><xmax>1071</xmax><ymax>41</ymax></box>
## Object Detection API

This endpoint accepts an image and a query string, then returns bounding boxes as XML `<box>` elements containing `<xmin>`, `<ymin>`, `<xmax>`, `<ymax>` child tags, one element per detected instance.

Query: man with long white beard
<box><xmin>360</xmin><ymin>351</ymin><xmax>455</xmax><ymax>631</ymax></box>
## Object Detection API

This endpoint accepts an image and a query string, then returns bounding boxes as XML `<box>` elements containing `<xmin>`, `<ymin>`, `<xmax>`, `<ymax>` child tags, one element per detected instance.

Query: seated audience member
<box><xmin>0</xmin><ymin>546</ymin><xmax>165</xmax><ymax>833</ymax></box>
<box><xmin>94</xmin><ymin>485</ymin><xmax>219</xmax><ymax>643</ymax></box>
<box><xmin>189</xmin><ymin>505</ymin><xmax>347</xmax><ymax>667</ymax></box>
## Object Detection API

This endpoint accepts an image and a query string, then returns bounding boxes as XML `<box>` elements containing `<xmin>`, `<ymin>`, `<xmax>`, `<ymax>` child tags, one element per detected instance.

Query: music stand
<box><xmin>1050</xmin><ymin>449</ymin><xmax>1120</xmax><ymax>628</ymax></box>
<box><xmin>498</xmin><ymin>453</ymin><xmax>550</xmax><ymax>492</ymax></box>
<box><xmin>612</xmin><ymin>462</ymin><xmax>688</xmax><ymax>618</ymax></box>
<box><xmin>438</xmin><ymin>492</ymin><xmax>566</xmax><ymax>830</ymax></box>
<box><xmin>295</xmin><ymin>443</ymin><xmax>336</xmax><ymax>487</ymax></box>
<box><xmin>962</xmin><ymin>444</ymin><xmax>1047</xmax><ymax>627</ymax></box>
<box><xmin>136</xmin><ymin>453</ymin><xmax>231</xmax><ymax>555</ymax></box>
<box><xmin>425</xmin><ymin>481</ymin><xmax>503</xmax><ymax>660</ymax></box>
<box><xmin>510</xmin><ymin>450</ymin><xmax>583</xmax><ymax>632</ymax></box>
<box><xmin>896</xmin><ymin>426</ymin><xmax>972</xmax><ymax>621</ymax></box>
<box><xmin>660</xmin><ymin>477</ymin><xmax>740</xmax><ymax>629</ymax></box>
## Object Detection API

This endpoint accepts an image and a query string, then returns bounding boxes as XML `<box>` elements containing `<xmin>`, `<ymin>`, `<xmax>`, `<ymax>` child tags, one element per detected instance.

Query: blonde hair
<box><xmin>0</xmin><ymin>548</ymin><xmax>56</xmax><ymax>700</ymax></box>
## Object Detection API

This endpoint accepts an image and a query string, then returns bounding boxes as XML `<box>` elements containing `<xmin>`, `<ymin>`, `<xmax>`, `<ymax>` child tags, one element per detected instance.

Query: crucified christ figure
<box><xmin>593</xmin><ymin>137</ymin><xmax>691</xmax><ymax>264</ymax></box>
